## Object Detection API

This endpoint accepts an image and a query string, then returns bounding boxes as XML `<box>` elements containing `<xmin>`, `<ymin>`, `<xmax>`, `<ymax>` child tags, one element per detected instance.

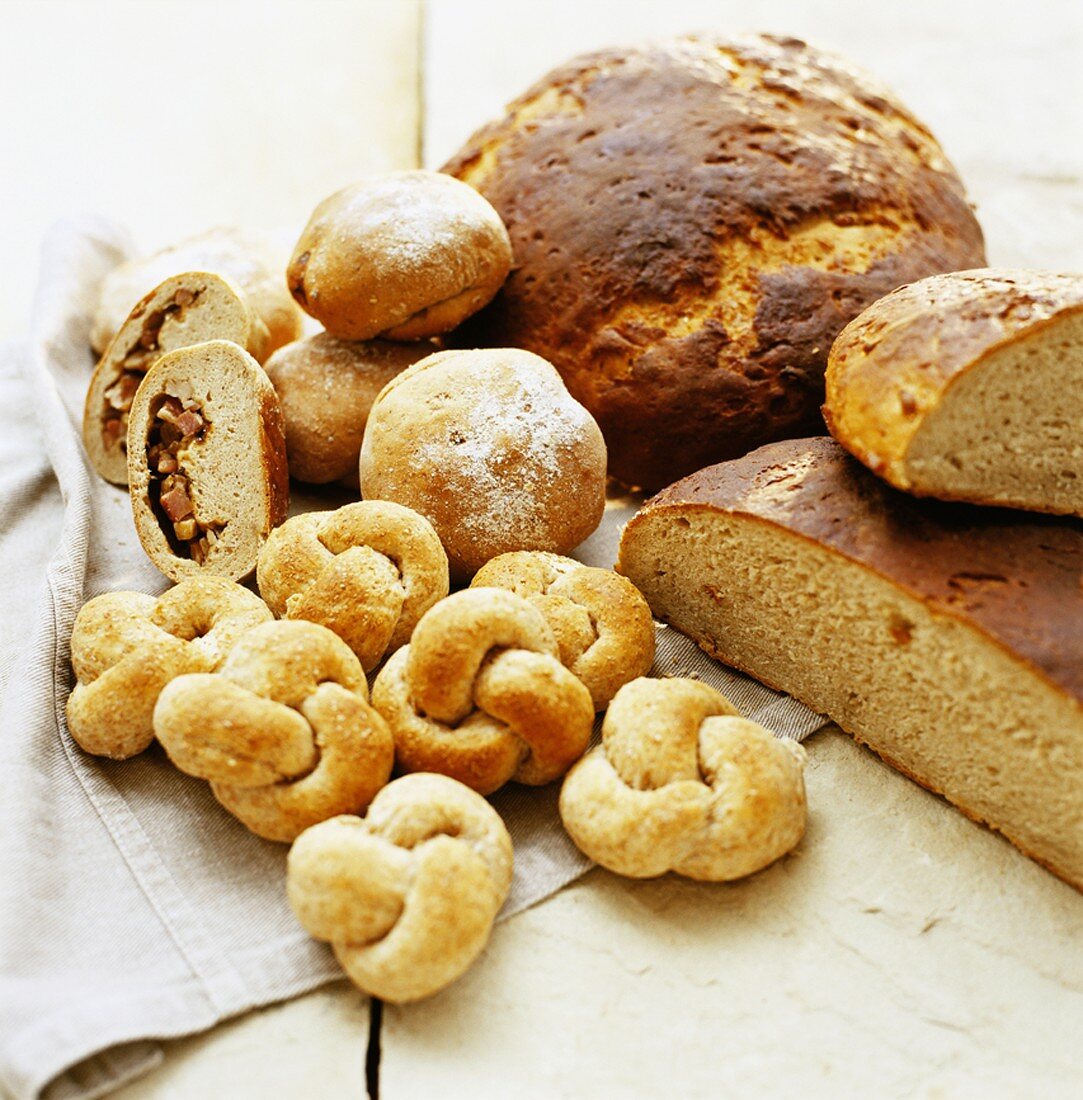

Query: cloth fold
<box><xmin>0</xmin><ymin>219</ymin><xmax>826</xmax><ymax>1100</ymax></box>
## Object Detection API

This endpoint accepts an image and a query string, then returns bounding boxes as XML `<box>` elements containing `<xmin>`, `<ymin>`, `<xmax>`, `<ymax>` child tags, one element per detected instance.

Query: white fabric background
<box><xmin>0</xmin><ymin>220</ymin><xmax>825</xmax><ymax>1100</ymax></box>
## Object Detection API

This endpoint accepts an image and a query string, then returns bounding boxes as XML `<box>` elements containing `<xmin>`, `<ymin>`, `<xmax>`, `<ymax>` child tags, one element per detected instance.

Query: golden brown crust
<box><xmin>824</xmin><ymin>268</ymin><xmax>1083</xmax><ymax>489</ymax></box>
<box><xmin>286</xmin><ymin>774</ymin><xmax>513</xmax><ymax>1002</ymax></box>
<box><xmin>623</xmin><ymin>437</ymin><xmax>1083</xmax><ymax>703</ymax></box>
<box><xmin>287</xmin><ymin>171</ymin><xmax>512</xmax><ymax>341</ymax></box>
<box><xmin>154</xmin><ymin>621</ymin><xmax>394</xmax><ymax>842</ymax></box>
<box><xmin>359</xmin><ymin>347</ymin><xmax>607</xmax><ymax>581</ymax></box>
<box><xmin>256</xmin><ymin>501</ymin><xmax>449</xmax><ymax>670</ymax></box>
<box><xmin>370</xmin><ymin>588</ymin><xmax>594</xmax><ymax>795</ymax></box>
<box><xmin>128</xmin><ymin>340</ymin><xmax>289</xmax><ymax>583</ymax></box>
<box><xmin>92</xmin><ymin>227</ymin><xmax>302</xmax><ymax>361</ymax></box>
<box><xmin>263</xmin><ymin>333</ymin><xmax>431</xmax><ymax>485</ymax></box>
<box><xmin>471</xmin><ymin>551</ymin><xmax>655</xmax><ymax>709</ymax></box>
<box><xmin>66</xmin><ymin>578</ymin><xmax>272</xmax><ymax>759</ymax></box>
<box><xmin>558</xmin><ymin>677</ymin><xmax>807</xmax><ymax>880</ymax></box>
<box><xmin>443</xmin><ymin>33</ymin><xmax>986</xmax><ymax>491</ymax></box>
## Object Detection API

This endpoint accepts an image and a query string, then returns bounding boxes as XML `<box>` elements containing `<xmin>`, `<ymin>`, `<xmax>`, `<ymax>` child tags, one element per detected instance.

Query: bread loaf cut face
<box><xmin>826</xmin><ymin>269</ymin><xmax>1083</xmax><ymax>516</ymax></box>
<box><xmin>444</xmin><ymin>34</ymin><xmax>986</xmax><ymax>492</ymax></box>
<box><xmin>617</xmin><ymin>437</ymin><xmax>1083</xmax><ymax>890</ymax></box>
<box><xmin>84</xmin><ymin>272</ymin><xmax>267</xmax><ymax>485</ymax></box>
<box><xmin>128</xmin><ymin>340</ymin><xmax>289</xmax><ymax>582</ymax></box>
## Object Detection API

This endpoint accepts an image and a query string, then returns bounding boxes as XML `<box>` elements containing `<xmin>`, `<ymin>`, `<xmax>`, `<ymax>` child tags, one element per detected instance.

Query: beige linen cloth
<box><xmin>0</xmin><ymin>219</ymin><xmax>828</xmax><ymax>1100</ymax></box>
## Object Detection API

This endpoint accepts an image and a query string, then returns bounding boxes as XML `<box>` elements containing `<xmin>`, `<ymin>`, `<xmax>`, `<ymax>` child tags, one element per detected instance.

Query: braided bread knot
<box><xmin>559</xmin><ymin>677</ymin><xmax>807</xmax><ymax>881</ymax></box>
<box><xmin>372</xmin><ymin>588</ymin><xmax>594</xmax><ymax>795</ymax></box>
<box><xmin>154</xmin><ymin>620</ymin><xmax>393</xmax><ymax>841</ymax></box>
<box><xmin>257</xmin><ymin>500</ymin><xmax>449</xmax><ymax>670</ymax></box>
<box><xmin>472</xmin><ymin>551</ymin><xmax>655</xmax><ymax>709</ymax></box>
<box><xmin>287</xmin><ymin>773</ymin><xmax>513</xmax><ymax>1003</ymax></box>
<box><xmin>66</xmin><ymin>576</ymin><xmax>272</xmax><ymax>759</ymax></box>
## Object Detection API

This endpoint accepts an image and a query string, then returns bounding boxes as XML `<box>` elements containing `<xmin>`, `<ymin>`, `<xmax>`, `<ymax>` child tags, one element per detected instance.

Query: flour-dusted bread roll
<box><xmin>825</xmin><ymin>269</ymin><xmax>1083</xmax><ymax>516</ymax></box>
<box><xmin>83</xmin><ymin>272</ymin><xmax>268</xmax><ymax>485</ymax></box>
<box><xmin>264</xmin><ymin>332</ymin><xmax>431</xmax><ymax>485</ymax></box>
<box><xmin>617</xmin><ymin>437</ymin><xmax>1083</xmax><ymax>889</ymax></box>
<box><xmin>287</xmin><ymin>171</ymin><xmax>512</xmax><ymax>341</ymax></box>
<box><xmin>128</xmin><ymin>340</ymin><xmax>289</xmax><ymax>582</ymax></box>
<box><xmin>360</xmin><ymin>348</ymin><xmax>607</xmax><ymax>580</ymax></box>
<box><xmin>444</xmin><ymin>34</ymin><xmax>986</xmax><ymax>491</ymax></box>
<box><xmin>91</xmin><ymin>226</ymin><xmax>303</xmax><ymax>360</ymax></box>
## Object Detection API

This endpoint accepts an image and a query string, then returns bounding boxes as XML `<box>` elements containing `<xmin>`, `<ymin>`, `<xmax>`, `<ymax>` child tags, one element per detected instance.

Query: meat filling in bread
<box><xmin>101</xmin><ymin>288</ymin><xmax>200</xmax><ymax>454</ymax></box>
<box><xmin>146</xmin><ymin>394</ymin><xmax>223</xmax><ymax>565</ymax></box>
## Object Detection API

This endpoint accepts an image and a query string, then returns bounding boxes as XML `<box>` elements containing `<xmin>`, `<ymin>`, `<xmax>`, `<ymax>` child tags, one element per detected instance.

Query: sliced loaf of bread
<box><xmin>824</xmin><ymin>269</ymin><xmax>1083</xmax><ymax>516</ymax></box>
<box><xmin>617</xmin><ymin>437</ymin><xmax>1083</xmax><ymax>889</ymax></box>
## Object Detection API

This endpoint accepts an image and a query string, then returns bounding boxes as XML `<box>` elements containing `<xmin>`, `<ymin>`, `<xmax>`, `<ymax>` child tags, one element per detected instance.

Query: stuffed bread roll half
<box><xmin>128</xmin><ymin>339</ymin><xmax>288</xmax><ymax>582</ymax></box>
<box><xmin>84</xmin><ymin>271</ymin><xmax>270</xmax><ymax>485</ymax></box>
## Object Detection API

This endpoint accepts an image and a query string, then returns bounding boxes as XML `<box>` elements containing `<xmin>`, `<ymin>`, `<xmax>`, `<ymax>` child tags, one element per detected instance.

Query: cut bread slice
<box><xmin>824</xmin><ymin>268</ymin><xmax>1083</xmax><ymax>517</ymax></box>
<box><xmin>90</xmin><ymin>226</ymin><xmax>301</xmax><ymax>358</ymax></box>
<box><xmin>617</xmin><ymin>437</ymin><xmax>1083</xmax><ymax>890</ymax></box>
<box><xmin>128</xmin><ymin>339</ymin><xmax>288</xmax><ymax>582</ymax></box>
<box><xmin>84</xmin><ymin>271</ymin><xmax>270</xmax><ymax>485</ymax></box>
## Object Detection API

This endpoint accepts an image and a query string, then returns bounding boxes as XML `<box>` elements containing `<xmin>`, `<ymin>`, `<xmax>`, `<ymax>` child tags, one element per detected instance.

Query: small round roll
<box><xmin>264</xmin><ymin>333</ymin><xmax>431</xmax><ymax>485</ymax></box>
<box><xmin>286</xmin><ymin>171</ymin><xmax>512</xmax><ymax>341</ymax></box>
<box><xmin>360</xmin><ymin>348</ymin><xmax>607</xmax><ymax>580</ymax></box>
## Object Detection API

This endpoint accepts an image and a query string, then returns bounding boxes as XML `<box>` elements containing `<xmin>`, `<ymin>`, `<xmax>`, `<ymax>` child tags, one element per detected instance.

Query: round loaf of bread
<box><xmin>264</xmin><ymin>333</ymin><xmax>431</xmax><ymax>485</ymax></box>
<box><xmin>443</xmin><ymin>34</ymin><xmax>987</xmax><ymax>491</ymax></box>
<box><xmin>287</xmin><ymin>171</ymin><xmax>512</xmax><ymax>341</ymax></box>
<box><xmin>92</xmin><ymin>227</ymin><xmax>303</xmax><ymax>361</ymax></box>
<box><xmin>359</xmin><ymin>348</ymin><xmax>606</xmax><ymax>579</ymax></box>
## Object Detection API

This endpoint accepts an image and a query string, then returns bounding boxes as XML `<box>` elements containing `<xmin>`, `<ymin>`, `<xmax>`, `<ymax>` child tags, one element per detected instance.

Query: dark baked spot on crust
<box><xmin>288</xmin><ymin>251</ymin><xmax>311</xmax><ymax>306</ymax></box>
<box><xmin>444</xmin><ymin>35</ymin><xmax>986</xmax><ymax>491</ymax></box>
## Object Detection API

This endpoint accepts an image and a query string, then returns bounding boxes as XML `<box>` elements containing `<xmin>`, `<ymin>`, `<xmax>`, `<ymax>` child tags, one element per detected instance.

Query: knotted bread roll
<box><xmin>66</xmin><ymin>577</ymin><xmax>272</xmax><ymax>759</ymax></box>
<box><xmin>471</xmin><ymin>551</ymin><xmax>655</xmax><ymax>710</ymax></box>
<box><xmin>155</xmin><ymin>620</ymin><xmax>393</xmax><ymax>842</ymax></box>
<box><xmin>371</xmin><ymin>588</ymin><xmax>594</xmax><ymax>795</ymax></box>
<box><xmin>559</xmin><ymin>678</ymin><xmax>807</xmax><ymax>880</ymax></box>
<box><xmin>257</xmin><ymin>501</ymin><xmax>449</xmax><ymax>670</ymax></box>
<box><xmin>287</xmin><ymin>773</ymin><xmax>513</xmax><ymax>1002</ymax></box>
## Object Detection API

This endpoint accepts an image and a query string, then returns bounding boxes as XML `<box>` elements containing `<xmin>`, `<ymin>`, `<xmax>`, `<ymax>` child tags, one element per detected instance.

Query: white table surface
<box><xmin>4</xmin><ymin>2</ymin><xmax>1082</xmax><ymax>1097</ymax></box>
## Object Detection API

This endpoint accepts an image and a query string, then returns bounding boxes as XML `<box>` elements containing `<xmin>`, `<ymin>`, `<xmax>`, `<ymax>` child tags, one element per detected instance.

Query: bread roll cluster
<box><xmin>83</xmin><ymin>170</ymin><xmax>609</xmax><ymax>583</ymax></box>
<box><xmin>109</xmin><ymin>43</ymin><xmax>1064</xmax><ymax>997</ymax></box>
